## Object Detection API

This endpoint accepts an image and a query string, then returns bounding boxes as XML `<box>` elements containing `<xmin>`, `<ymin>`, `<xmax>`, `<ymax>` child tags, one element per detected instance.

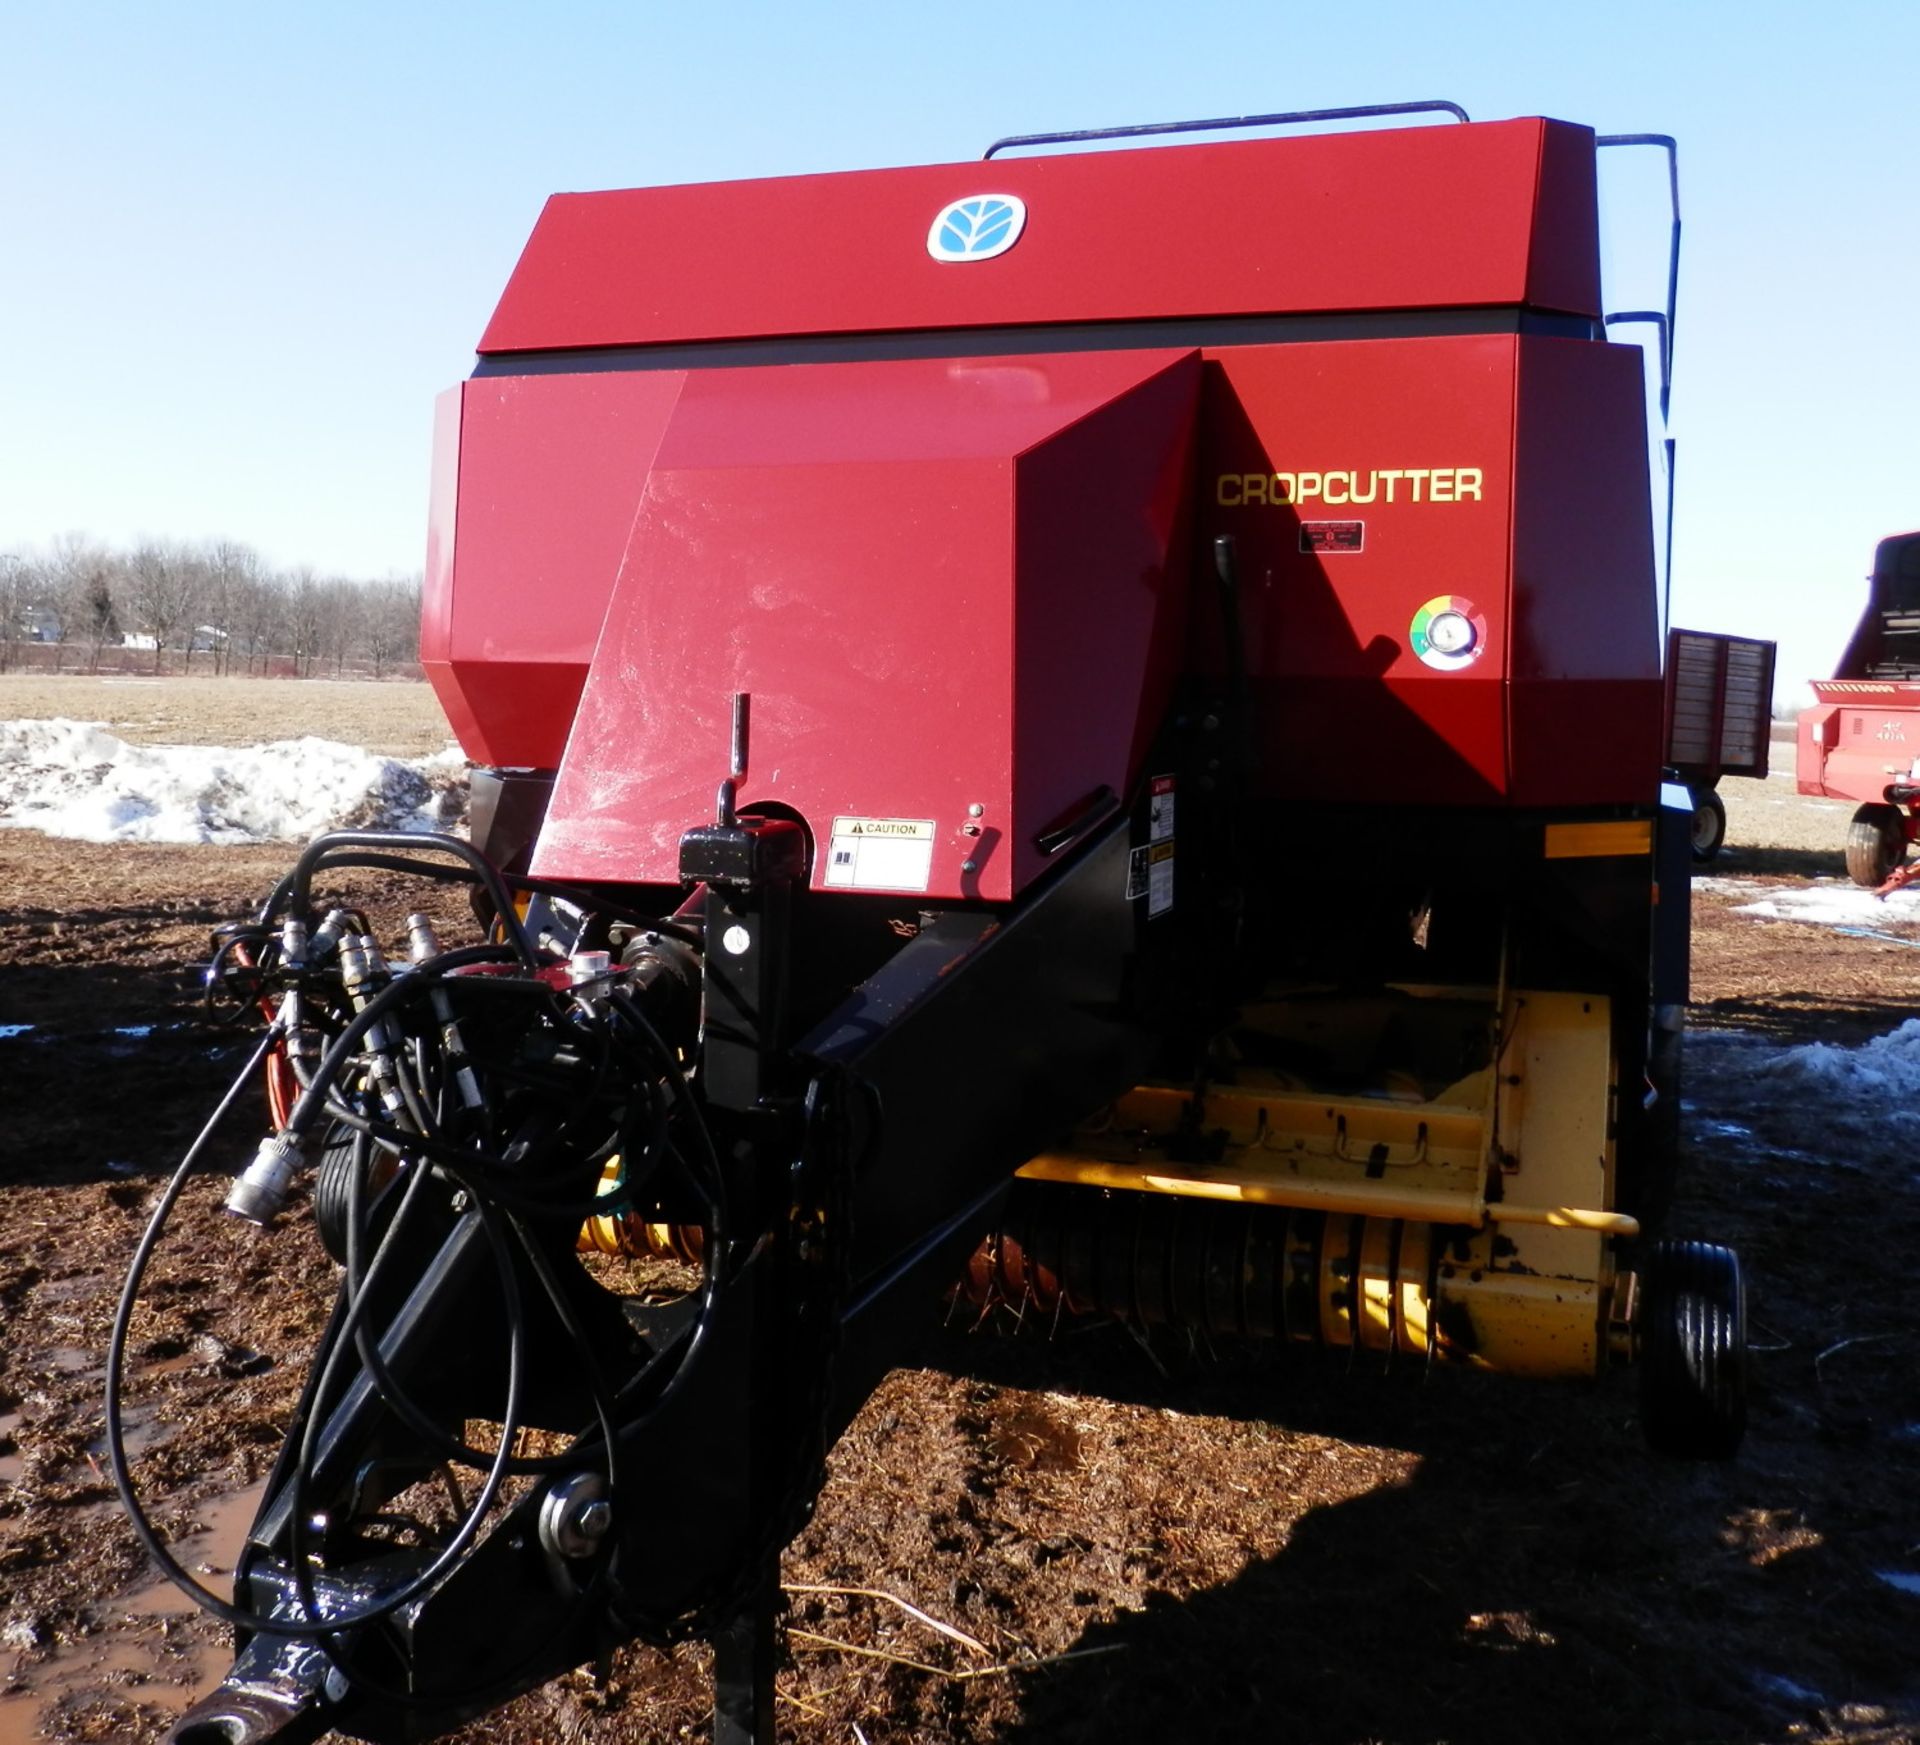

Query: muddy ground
<box><xmin>0</xmin><ymin>686</ymin><xmax>1916</xmax><ymax>1744</ymax></box>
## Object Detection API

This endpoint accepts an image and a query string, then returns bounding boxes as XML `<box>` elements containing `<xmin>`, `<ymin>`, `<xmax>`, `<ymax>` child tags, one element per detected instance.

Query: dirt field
<box><xmin>0</xmin><ymin>675</ymin><xmax>456</xmax><ymax>760</ymax></box>
<box><xmin>1</xmin><ymin>689</ymin><xmax>1916</xmax><ymax>1745</ymax></box>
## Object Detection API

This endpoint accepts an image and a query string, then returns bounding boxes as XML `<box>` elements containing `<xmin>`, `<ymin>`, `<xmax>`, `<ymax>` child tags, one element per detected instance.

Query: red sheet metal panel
<box><xmin>1506</xmin><ymin>337</ymin><xmax>1660</xmax><ymax>805</ymax></box>
<box><xmin>1798</xmin><ymin>680</ymin><xmax>1920</xmax><ymax>802</ymax></box>
<box><xmin>1193</xmin><ymin>333</ymin><xmax>1656</xmax><ymax>806</ymax></box>
<box><xmin>1013</xmin><ymin>370</ymin><xmax>1199</xmax><ymax>828</ymax></box>
<box><xmin>424</xmin><ymin>370</ymin><xmax>687</xmax><ymax>769</ymax></box>
<box><xmin>1803</xmin><ymin>538</ymin><xmax>1920</xmax><ymax>796</ymax></box>
<box><xmin>420</xmin><ymin>386</ymin><xmax>466</xmax><ymax>741</ymax></box>
<box><xmin>1200</xmin><ymin>335</ymin><xmax>1518</xmax><ymax>803</ymax></box>
<box><xmin>1797</xmin><ymin>704</ymin><xmax>1838</xmax><ymax>793</ymax></box>
<box><xmin>481</xmin><ymin>118</ymin><xmax>1598</xmax><ymax>355</ymax></box>
<box><xmin>1528</xmin><ymin>120</ymin><xmax>1605</xmax><ymax>318</ymax></box>
<box><xmin>529</xmin><ymin>350</ymin><xmax>1200</xmax><ymax>898</ymax></box>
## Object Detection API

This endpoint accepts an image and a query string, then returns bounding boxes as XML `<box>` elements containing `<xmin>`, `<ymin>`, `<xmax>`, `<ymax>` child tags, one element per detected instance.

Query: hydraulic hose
<box><xmin>118</xmin><ymin>840</ymin><xmax>733</xmax><ymax>1690</ymax></box>
<box><xmin>258</xmin><ymin>831</ymin><xmax>539</xmax><ymax>972</ymax></box>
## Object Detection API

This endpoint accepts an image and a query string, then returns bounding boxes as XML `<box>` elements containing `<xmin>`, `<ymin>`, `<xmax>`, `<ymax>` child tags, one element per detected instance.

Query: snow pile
<box><xmin>0</xmin><ymin>718</ymin><xmax>467</xmax><ymax>844</ymax></box>
<box><xmin>1732</xmin><ymin>883</ymin><xmax>1920</xmax><ymax>929</ymax></box>
<box><xmin>1769</xmin><ymin>1018</ymin><xmax>1920</xmax><ymax>1112</ymax></box>
<box><xmin>1687</xmin><ymin>1024</ymin><xmax>1920</xmax><ymax>1158</ymax></box>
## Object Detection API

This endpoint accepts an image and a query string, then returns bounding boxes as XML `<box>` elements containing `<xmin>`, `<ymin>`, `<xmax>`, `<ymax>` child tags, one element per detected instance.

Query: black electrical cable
<box><xmin>314</xmin><ymin>1095</ymin><xmax>600</xmax><ymax>1198</ymax></box>
<box><xmin>307</xmin><ymin>952</ymin><xmax>733</xmax><ymax>1428</ymax></box>
<box><xmin>330</xmin><ymin>1102</ymin><xmax>642</xmax><ymax>1473</ymax></box>
<box><xmin>335</xmin><ymin>1093</ymin><xmax>715</xmax><ymax>1471</ymax></box>
<box><xmin>467</xmin><ymin>997</ymin><xmax>623</xmax><ymax>1192</ymax></box>
<box><xmin>282</xmin><ymin>1034</ymin><xmax>633</xmax><ymax>1712</ymax></box>
<box><xmin>275</xmin><ymin>1153</ymin><xmax>528</xmax><ymax>1638</ymax></box>
<box><xmin>327</xmin><ymin>981</ymin><xmax>669</xmax><ymax>1227</ymax></box>
<box><xmin>287</xmin><ymin>835</ymin><xmax>522</xmax><ymax>941</ymax></box>
<box><xmin>609</xmin><ymin>988</ymin><xmax>729</xmax><ymax>1218</ymax></box>
<box><xmin>220</xmin><ymin>1122</ymin><xmax>610</xmax><ymax>1715</ymax></box>
<box><xmin>250</xmin><ymin>849</ymin><xmax>702</xmax><ymax>964</ymax></box>
<box><xmin>105</xmin><ymin>1027</ymin><xmax>332</xmax><ymax>1636</ymax></box>
<box><xmin>510</xmin><ymin>1208</ymin><xmax>625</xmax><ymax>1487</ymax></box>
<box><xmin>109</xmin><ymin>1021</ymin><xmax>534</xmax><ymax>1642</ymax></box>
<box><xmin>604</xmin><ymin>987</ymin><xmax>732</xmax><ymax>1429</ymax></box>
<box><xmin>284</xmin><ymin>945</ymin><xmax>708</xmax><ymax>1484</ymax></box>
<box><xmin>326</xmin><ymin>976</ymin><xmax>735</xmax><ymax>1454</ymax></box>
<box><xmin>314</xmin><ymin>1062</ymin><xmax>636</xmax><ymax>1214</ymax></box>
<box><xmin>111</xmin><ymin>951</ymin><xmax>530</xmax><ymax>1635</ymax></box>
<box><xmin>608</xmin><ymin>998</ymin><xmax>722</xmax><ymax>1231</ymax></box>
<box><xmin>116</xmin><ymin>871</ymin><xmax>731</xmax><ymax>1684</ymax></box>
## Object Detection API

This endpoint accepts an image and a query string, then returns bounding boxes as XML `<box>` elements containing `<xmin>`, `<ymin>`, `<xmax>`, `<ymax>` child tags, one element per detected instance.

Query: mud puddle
<box><xmin>0</xmin><ymin>1481</ymin><xmax>263</xmax><ymax>1744</ymax></box>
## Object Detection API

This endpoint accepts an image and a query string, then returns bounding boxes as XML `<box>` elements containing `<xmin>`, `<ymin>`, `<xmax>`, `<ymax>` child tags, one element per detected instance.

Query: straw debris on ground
<box><xmin>0</xmin><ymin>691</ymin><xmax>1915</xmax><ymax>1744</ymax></box>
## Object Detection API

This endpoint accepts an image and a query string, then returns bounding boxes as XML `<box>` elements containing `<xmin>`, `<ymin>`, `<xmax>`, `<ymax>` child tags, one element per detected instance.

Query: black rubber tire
<box><xmin>1845</xmin><ymin>803</ymin><xmax>1907</xmax><ymax>887</ymax></box>
<box><xmin>1639</xmin><ymin>1239</ymin><xmax>1747</xmax><ymax>1459</ymax></box>
<box><xmin>1688</xmin><ymin>787</ymin><xmax>1727</xmax><ymax>862</ymax></box>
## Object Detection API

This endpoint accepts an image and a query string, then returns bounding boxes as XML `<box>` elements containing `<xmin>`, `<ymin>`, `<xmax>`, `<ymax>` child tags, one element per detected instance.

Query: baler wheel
<box><xmin>1845</xmin><ymin>803</ymin><xmax>1907</xmax><ymax>887</ymax></box>
<box><xmin>1688</xmin><ymin>787</ymin><xmax>1727</xmax><ymax>862</ymax></box>
<box><xmin>1638</xmin><ymin>1239</ymin><xmax>1747</xmax><ymax>1459</ymax></box>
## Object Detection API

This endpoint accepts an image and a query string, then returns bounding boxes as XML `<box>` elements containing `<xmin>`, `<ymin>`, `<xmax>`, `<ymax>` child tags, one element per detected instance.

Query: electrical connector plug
<box><xmin>225</xmin><ymin>1131</ymin><xmax>310</xmax><ymax>1225</ymax></box>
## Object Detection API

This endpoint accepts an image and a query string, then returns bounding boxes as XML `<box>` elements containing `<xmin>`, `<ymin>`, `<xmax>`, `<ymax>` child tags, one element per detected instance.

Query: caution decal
<box><xmin>824</xmin><ymin>816</ymin><xmax>936</xmax><ymax>893</ymax></box>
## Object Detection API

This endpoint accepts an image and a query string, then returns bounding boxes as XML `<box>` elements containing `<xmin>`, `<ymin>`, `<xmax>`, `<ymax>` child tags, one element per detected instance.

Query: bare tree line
<box><xmin>0</xmin><ymin>535</ymin><xmax>423</xmax><ymax>678</ymax></box>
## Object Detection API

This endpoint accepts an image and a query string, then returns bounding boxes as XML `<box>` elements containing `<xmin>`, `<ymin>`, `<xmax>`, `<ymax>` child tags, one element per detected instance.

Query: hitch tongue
<box><xmin>164</xmin><ymin>1559</ymin><xmax>428</xmax><ymax>1744</ymax></box>
<box><xmin>165</xmin><ymin>1683</ymin><xmax>329</xmax><ymax>1745</ymax></box>
<box><xmin>163</xmin><ymin>1612</ymin><xmax>342</xmax><ymax>1745</ymax></box>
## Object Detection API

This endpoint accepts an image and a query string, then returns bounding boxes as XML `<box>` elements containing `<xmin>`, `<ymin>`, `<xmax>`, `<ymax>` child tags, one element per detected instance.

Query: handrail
<box><xmin>1603</xmin><ymin>310</ymin><xmax>1671</xmax><ymax>423</ymax></box>
<box><xmin>984</xmin><ymin>99</ymin><xmax>1469</xmax><ymax>160</ymax></box>
<box><xmin>1596</xmin><ymin>133</ymin><xmax>1681</xmax><ymax>418</ymax></box>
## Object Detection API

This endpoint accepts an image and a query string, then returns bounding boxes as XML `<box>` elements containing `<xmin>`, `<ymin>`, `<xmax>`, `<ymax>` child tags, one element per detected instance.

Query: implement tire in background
<box><xmin>1688</xmin><ymin>786</ymin><xmax>1726</xmax><ymax>862</ymax></box>
<box><xmin>1639</xmin><ymin>1239</ymin><xmax>1747</xmax><ymax>1459</ymax></box>
<box><xmin>1845</xmin><ymin>802</ymin><xmax>1906</xmax><ymax>887</ymax></box>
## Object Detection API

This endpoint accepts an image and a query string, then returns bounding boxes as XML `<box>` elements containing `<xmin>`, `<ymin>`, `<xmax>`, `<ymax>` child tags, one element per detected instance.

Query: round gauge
<box><xmin>1410</xmin><ymin>595</ymin><xmax>1488</xmax><ymax>672</ymax></box>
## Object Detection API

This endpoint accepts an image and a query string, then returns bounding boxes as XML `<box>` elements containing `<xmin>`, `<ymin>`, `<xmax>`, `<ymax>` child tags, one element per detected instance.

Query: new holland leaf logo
<box><xmin>927</xmin><ymin>194</ymin><xmax>1027</xmax><ymax>263</ymax></box>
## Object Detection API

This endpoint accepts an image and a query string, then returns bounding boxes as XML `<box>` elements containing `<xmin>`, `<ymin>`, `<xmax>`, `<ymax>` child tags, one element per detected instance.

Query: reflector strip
<box><xmin>1544</xmin><ymin>820</ymin><xmax>1652</xmax><ymax>859</ymax></box>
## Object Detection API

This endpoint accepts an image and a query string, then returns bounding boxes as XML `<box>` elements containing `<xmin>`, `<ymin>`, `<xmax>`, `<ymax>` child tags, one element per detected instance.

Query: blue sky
<box><xmin>3</xmin><ymin>0</ymin><xmax>1914</xmax><ymax>691</ymax></box>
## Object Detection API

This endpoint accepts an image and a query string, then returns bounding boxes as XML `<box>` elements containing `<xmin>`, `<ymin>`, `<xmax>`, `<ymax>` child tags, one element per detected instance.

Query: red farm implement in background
<box><xmin>1798</xmin><ymin>531</ymin><xmax>1920</xmax><ymax>885</ymax></box>
<box><xmin>1664</xmin><ymin>626</ymin><xmax>1777</xmax><ymax>861</ymax></box>
<box><xmin>122</xmin><ymin>103</ymin><xmax>1749</xmax><ymax>1745</ymax></box>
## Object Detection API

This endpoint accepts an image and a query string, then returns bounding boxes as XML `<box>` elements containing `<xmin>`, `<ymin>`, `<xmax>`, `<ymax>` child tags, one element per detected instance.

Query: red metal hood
<box><xmin>525</xmin><ymin>347</ymin><xmax>1201</xmax><ymax>900</ymax></box>
<box><xmin>481</xmin><ymin>117</ymin><xmax>1599</xmax><ymax>355</ymax></box>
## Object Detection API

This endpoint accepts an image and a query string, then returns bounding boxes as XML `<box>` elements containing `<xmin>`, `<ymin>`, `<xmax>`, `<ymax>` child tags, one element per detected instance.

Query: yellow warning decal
<box><xmin>1544</xmin><ymin>820</ymin><xmax>1653</xmax><ymax>860</ymax></box>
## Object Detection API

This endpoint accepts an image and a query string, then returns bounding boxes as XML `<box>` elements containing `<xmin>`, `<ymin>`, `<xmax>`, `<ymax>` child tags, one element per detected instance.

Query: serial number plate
<box><xmin>1300</xmin><ymin>521</ymin><xmax>1365</xmax><ymax>554</ymax></box>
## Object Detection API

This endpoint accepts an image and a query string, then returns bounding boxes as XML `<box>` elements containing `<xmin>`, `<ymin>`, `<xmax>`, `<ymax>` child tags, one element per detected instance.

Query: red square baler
<box><xmin>139</xmin><ymin>107</ymin><xmax>1745</xmax><ymax>1745</ymax></box>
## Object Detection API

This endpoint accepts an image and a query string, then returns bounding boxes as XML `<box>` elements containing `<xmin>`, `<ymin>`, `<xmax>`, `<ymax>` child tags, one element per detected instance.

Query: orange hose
<box><xmin>226</xmin><ymin>938</ymin><xmax>297</xmax><ymax>1131</ymax></box>
<box><xmin>266</xmin><ymin>1044</ymin><xmax>296</xmax><ymax>1131</ymax></box>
